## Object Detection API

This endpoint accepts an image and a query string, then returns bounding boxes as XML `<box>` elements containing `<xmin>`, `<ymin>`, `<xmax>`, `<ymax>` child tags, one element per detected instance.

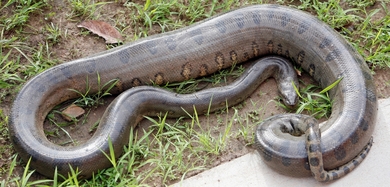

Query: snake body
<box><xmin>9</xmin><ymin>5</ymin><xmax>377</xmax><ymax>181</ymax></box>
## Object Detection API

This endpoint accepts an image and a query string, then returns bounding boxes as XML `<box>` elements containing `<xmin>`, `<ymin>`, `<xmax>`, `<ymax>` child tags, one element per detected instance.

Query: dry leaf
<box><xmin>61</xmin><ymin>104</ymin><xmax>85</xmax><ymax>121</ymax></box>
<box><xmin>77</xmin><ymin>20</ymin><xmax>123</xmax><ymax>44</ymax></box>
<box><xmin>295</xmin><ymin>69</ymin><xmax>302</xmax><ymax>76</ymax></box>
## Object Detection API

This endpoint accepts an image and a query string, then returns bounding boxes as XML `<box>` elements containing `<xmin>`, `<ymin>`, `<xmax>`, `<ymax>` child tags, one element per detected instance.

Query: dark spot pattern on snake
<box><xmin>181</xmin><ymin>62</ymin><xmax>192</xmax><ymax>80</ymax></box>
<box><xmin>355</xmin><ymin>56</ymin><xmax>365</xmax><ymax>65</ymax></box>
<box><xmin>334</xmin><ymin>146</ymin><xmax>347</xmax><ymax>161</ymax></box>
<box><xmin>310</xmin><ymin>157</ymin><xmax>320</xmax><ymax>167</ymax></box>
<box><xmin>85</xmin><ymin>60</ymin><xmax>96</xmax><ymax>73</ymax></box>
<box><xmin>243</xmin><ymin>52</ymin><xmax>250</xmax><ymax>61</ymax></box>
<box><xmin>154</xmin><ymin>73</ymin><xmax>165</xmax><ymax>85</ymax></box>
<box><xmin>252</xmin><ymin>11</ymin><xmax>261</xmax><ymax>25</ymax></box>
<box><xmin>320</xmin><ymin>171</ymin><xmax>325</xmax><ymax>179</ymax></box>
<box><xmin>165</xmin><ymin>36</ymin><xmax>177</xmax><ymax>50</ymax></box>
<box><xmin>145</xmin><ymin>40</ymin><xmax>158</xmax><ymax>54</ymax></box>
<box><xmin>342</xmin><ymin>166</ymin><xmax>350</xmax><ymax>174</ymax></box>
<box><xmin>215</xmin><ymin>52</ymin><xmax>225</xmax><ymax>70</ymax></box>
<box><xmin>366</xmin><ymin>88</ymin><xmax>376</xmax><ymax>102</ymax></box>
<box><xmin>252</xmin><ymin>41</ymin><xmax>260</xmax><ymax>56</ymax></box>
<box><xmin>362</xmin><ymin>70</ymin><xmax>372</xmax><ymax>80</ymax></box>
<box><xmin>60</xmin><ymin>66</ymin><xmax>73</xmax><ymax>79</ymax></box>
<box><xmin>352</xmin><ymin>159</ymin><xmax>359</xmax><ymax>167</ymax></box>
<box><xmin>279</xmin><ymin>141</ymin><xmax>292</xmax><ymax>166</ymax></box>
<box><xmin>215</xmin><ymin>21</ymin><xmax>227</xmax><ymax>33</ymax></box>
<box><xmin>46</xmin><ymin>72</ymin><xmax>59</xmax><ymax>85</ymax></box>
<box><xmin>267</xmin><ymin>40</ymin><xmax>273</xmax><ymax>53</ymax></box>
<box><xmin>37</xmin><ymin>85</ymin><xmax>46</xmax><ymax>93</ymax></box>
<box><xmin>359</xmin><ymin>119</ymin><xmax>369</xmax><ymax>131</ymax></box>
<box><xmin>234</xmin><ymin>13</ymin><xmax>245</xmax><ymax>28</ymax></box>
<box><xmin>297</xmin><ymin>51</ymin><xmax>305</xmax><ymax>64</ymax></box>
<box><xmin>277</xmin><ymin>44</ymin><xmax>283</xmax><ymax>55</ymax></box>
<box><xmin>319</xmin><ymin>38</ymin><xmax>332</xmax><ymax>49</ymax></box>
<box><xmin>118</xmin><ymin>49</ymin><xmax>130</xmax><ymax>64</ymax></box>
<box><xmin>298</xmin><ymin>21</ymin><xmax>310</xmax><ymax>34</ymax></box>
<box><xmin>309</xmin><ymin>143</ymin><xmax>320</xmax><ymax>152</ymax></box>
<box><xmin>350</xmin><ymin>131</ymin><xmax>359</xmax><ymax>144</ymax></box>
<box><xmin>190</xmin><ymin>28</ymin><xmax>203</xmax><ymax>45</ymax></box>
<box><xmin>281</xmin><ymin>12</ymin><xmax>290</xmax><ymax>27</ymax></box>
<box><xmin>309</xmin><ymin>64</ymin><xmax>315</xmax><ymax>76</ymax></box>
<box><xmin>325</xmin><ymin>49</ymin><xmax>341</xmax><ymax>62</ymax></box>
<box><xmin>267</xmin><ymin>10</ymin><xmax>274</xmax><ymax>20</ymax></box>
<box><xmin>199</xmin><ymin>64</ymin><xmax>209</xmax><ymax>76</ymax></box>
<box><xmin>284</xmin><ymin>50</ymin><xmax>290</xmax><ymax>58</ymax></box>
<box><xmin>131</xmin><ymin>78</ymin><xmax>142</xmax><ymax>87</ymax></box>
<box><xmin>282</xmin><ymin>156</ymin><xmax>291</xmax><ymax>166</ymax></box>
<box><xmin>360</xmin><ymin>152</ymin><xmax>367</xmax><ymax>159</ymax></box>
<box><xmin>332</xmin><ymin>172</ymin><xmax>339</xmax><ymax>180</ymax></box>
<box><xmin>230</xmin><ymin>50</ymin><xmax>238</xmax><ymax>61</ymax></box>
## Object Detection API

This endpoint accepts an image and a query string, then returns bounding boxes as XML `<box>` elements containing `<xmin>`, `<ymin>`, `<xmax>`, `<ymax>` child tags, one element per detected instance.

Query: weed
<box><xmin>68</xmin><ymin>0</ymin><xmax>109</xmax><ymax>19</ymax></box>
<box><xmin>345</xmin><ymin>0</ymin><xmax>376</xmax><ymax>8</ymax></box>
<box><xmin>3</xmin><ymin>155</ymin><xmax>53</xmax><ymax>186</ymax></box>
<box><xmin>0</xmin><ymin>0</ymin><xmax>46</xmax><ymax>31</ymax></box>
<box><xmin>45</xmin><ymin>22</ymin><xmax>62</xmax><ymax>44</ymax></box>
<box><xmin>0</xmin><ymin>49</ymin><xmax>24</xmax><ymax>98</ymax></box>
<box><xmin>47</xmin><ymin>110</ymin><xmax>78</xmax><ymax>145</ymax></box>
<box><xmin>70</xmin><ymin>73</ymin><xmax>119</xmax><ymax>108</ymax></box>
<box><xmin>0</xmin><ymin>109</ymin><xmax>13</xmax><ymax>177</ymax></box>
<box><xmin>278</xmin><ymin>77</ymin><xmax>342</xmax><ymax>119</ymax></box>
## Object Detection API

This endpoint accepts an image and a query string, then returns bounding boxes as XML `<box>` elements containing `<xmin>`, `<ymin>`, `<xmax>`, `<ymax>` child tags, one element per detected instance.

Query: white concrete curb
<box><xmin>173</xmin><ymin>98</ymin><xmax>390</xmax><ymax>187</ymax></box>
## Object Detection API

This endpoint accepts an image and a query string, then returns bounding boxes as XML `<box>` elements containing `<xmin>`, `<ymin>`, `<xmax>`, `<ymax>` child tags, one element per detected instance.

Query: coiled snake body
<box><xmin>9</xmin><ymin>5</ymin><xmax>377</xmax><ymax>181</ymax></box>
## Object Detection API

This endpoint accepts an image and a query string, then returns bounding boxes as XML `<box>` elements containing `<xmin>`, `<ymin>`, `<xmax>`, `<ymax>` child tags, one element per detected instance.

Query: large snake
<box><xmin>9</xmin><ymin>4</ymin><xmax>377</xmax><ymax>182</ymax></box>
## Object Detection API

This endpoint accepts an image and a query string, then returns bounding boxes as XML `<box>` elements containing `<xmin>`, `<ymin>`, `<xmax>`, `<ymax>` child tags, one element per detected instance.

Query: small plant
<box><xmin>278</xmin><ymin>77</ymin><xmax>343</xmax><ymax>119</ymax></box>
<box><xmin>70</xmin><ymin>73</ymin><xmax>119</xmax><ymax>108</ymax></box>
<box><xmin>46</xmin><ymin>110</ymin><xmax>78</xmax><ymax>145</ymax></box>
<box><xmin>345</xmin><ymin>0</ymin><xmax>375</xmax><ymax>8</ymax></box>
<box><xmin>68</xmin><ymin>0</ymin><xmax>109</xmax><ymax>19</ymax></box>
<box><xmin>45</xmin><ymin>22</ymin><xmax>62</xmax><ymax>44</ymax></box>
<box><xmin>0</xmin><ymin>0</ymin><xmax>46</xmax><ymax>31</ymax></box>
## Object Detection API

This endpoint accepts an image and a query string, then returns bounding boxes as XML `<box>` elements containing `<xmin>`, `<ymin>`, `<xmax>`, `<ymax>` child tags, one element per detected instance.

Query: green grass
<box><xmin>0</xmin><ymin>0</ymin><xmax>389</xmax><ymax>186</ymax></box>
<box><xmin>297</xmin><ymin>0</ymin><xmax>390</xmax><ymax>69</ymax></box>
<box><xmin>67</xmin><ymin>0</ymin><xmax>109</xmax><ymax>19</ymax></box>
<box><xmin>277</xmin><ymin>77</ymin><xmax>342</xmax><ymax>119</ymax></box>
<box><xmin>0</xmin><ymin>0</ymin><xmax>46</xmax><ymax>31</ymax></box>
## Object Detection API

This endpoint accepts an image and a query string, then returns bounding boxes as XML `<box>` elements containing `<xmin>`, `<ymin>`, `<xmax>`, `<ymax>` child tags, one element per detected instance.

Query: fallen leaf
<box><xmin>77</xmin><ymin>20</ymin><xmax>123</xmax><ymax>43</ymax></box>
<box><xmin>295</xmin><ymin>68</ymin><xmax>302</xmax><ymax>76</ymax></box>
<box><xmin>61</xmin><ymin>104</ymin><xmax>85</xmax><ymax>121</ymax></box>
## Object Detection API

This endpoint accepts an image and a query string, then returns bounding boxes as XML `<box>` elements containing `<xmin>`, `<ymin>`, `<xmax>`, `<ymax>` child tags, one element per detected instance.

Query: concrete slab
<box><xmin>172</xmin><ymin>98</ymin><xmax>390</xmax><ymax>187</ymax></box>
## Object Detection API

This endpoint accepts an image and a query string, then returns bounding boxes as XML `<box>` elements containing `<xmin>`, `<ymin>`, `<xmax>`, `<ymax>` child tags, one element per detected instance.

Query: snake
<box><xmin>9</xmin><ymin>4</ymin><xmax>377</xmax><ymax>182</ymax></box>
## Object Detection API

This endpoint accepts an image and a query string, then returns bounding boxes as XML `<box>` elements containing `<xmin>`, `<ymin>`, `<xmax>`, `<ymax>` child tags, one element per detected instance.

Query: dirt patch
<box><xmin>374</xmin><ymin>68</ymin><xmax>390</xmax><ymax>98</ymax></box>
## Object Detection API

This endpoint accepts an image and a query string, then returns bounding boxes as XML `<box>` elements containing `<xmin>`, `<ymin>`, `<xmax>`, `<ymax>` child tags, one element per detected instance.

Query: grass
<box><xmin>67</xmin><ymin>0</ymin><xmax>110</xmax><ymax>20</ymax></box>
<box><xmin>0</xmin><ymin>0</ymin><xmax>46</xmax><ymax>31</ymax></box>
<box><xmin>0</xmin><ymin>0</ymin><xmax>389</xmax><ymax>186</ymax></box>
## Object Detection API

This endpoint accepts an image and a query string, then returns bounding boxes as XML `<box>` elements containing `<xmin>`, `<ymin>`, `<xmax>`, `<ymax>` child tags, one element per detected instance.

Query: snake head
<box><xmin>278</xmin><ymin>80</ymin><xmax>299</xmax><ymax>108</ymax></box>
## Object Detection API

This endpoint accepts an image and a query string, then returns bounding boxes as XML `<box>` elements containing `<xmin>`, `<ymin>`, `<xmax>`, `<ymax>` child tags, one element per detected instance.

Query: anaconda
<box><xmin>9</xmin><ymin>4</ymin><xmax>377</xmax><ymax>181</ymax></box>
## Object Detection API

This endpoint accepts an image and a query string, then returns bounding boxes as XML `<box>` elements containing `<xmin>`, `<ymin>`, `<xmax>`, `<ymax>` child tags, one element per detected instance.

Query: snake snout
<box><xmin>280</xmin><ymin>90</ymin><xmax>298</xmax><ymax>108</ymax></box>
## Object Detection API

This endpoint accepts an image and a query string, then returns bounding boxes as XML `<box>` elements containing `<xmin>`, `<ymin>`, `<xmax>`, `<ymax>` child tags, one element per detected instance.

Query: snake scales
<box><xmin>9</xmin><ymin>4</ymin><xmax>377</xmax><ymax>181</ymax></box>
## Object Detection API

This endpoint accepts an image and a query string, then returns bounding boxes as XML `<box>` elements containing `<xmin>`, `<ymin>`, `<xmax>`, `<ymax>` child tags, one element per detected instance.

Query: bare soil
<box><xmin>0</xmin><ymin>1</ymin><xmax>389</xmax><ymax>186</ymax></box>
